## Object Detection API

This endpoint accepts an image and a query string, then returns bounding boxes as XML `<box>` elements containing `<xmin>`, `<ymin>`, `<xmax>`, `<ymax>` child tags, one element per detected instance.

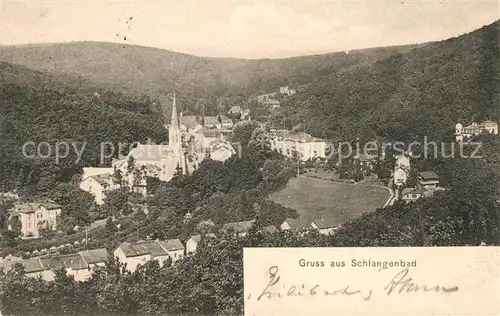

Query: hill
<box><xmin>0</xmin><ymin>62</ymin><xmax>167</xmax><ymax>192</ymax></box>
<box><xmin>285</xmin><ymin>20</ymin><xmax>500</xmax><ymax>143</ymax></box>
<box><xmin>0</xmin><ymin>41</ymin><xmax>421</xmax><ymax>118</ymax></box>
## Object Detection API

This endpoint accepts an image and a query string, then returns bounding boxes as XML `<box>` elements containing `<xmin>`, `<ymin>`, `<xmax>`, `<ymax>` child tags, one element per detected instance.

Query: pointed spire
<box><xmin>171</xmin><ymin>91</ymin><xmax>179</xmax><ymax>128</ymax></box>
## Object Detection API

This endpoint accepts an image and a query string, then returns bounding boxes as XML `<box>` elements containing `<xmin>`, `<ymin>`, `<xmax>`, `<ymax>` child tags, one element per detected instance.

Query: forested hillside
<box><xmin>0</xmin><ymin>41</ymin><xmax>420</xmax><ymax>117</ymax></box>
<box><xmin>0</xmin><ymin>62</ymin><xmax>167</xmax><ymax>192</ymax></box>
<box><xmin>286</xmin><ymin>20</ymin><xmax>500</xmax><ymax>143</ymax></box>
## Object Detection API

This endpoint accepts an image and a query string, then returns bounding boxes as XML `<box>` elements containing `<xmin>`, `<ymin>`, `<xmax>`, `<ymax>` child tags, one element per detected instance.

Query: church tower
<box><xmin>169</xmin><ymin>92</ymin><xmax>187</xmax><ymax>175</ymax></box>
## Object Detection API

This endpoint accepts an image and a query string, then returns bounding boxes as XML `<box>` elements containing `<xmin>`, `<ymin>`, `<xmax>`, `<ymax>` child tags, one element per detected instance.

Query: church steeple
<box><xmin>169</xmin><ymin>91</ymin><xmax>181</xmax><ymax>148</ymax></box>
<box><xmin>168</xmin><ymin>91</ymin><xmax>187</xmax><ymax>176</ymax></box>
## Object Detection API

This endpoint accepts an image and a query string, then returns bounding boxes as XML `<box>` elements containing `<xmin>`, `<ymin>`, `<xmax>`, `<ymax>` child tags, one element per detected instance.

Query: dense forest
<box><xmin>0</xmin><ymin>62</ymin><xmax>167</xmax><ymax>193</ymax></box>
<box><xmin>285</xmin><ymin>21</ymin><xmax>500</xmax><ymax>143</ymax></box>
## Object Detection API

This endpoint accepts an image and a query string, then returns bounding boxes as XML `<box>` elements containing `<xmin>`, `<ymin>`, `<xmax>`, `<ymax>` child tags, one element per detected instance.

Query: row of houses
<box><xmin>4</xmin><ymin>214</ymin><xmax>342</xmax><ymax>281</ymax></box>
<box><xmin>0</xmin><ymin>248</ymin><xmax>109</xmax><ymax>282</ymax></box>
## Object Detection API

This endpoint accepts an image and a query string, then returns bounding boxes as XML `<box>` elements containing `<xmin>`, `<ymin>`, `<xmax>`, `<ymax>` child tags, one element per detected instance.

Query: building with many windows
<box><xmin>269</xmin><ymin>130</ymin><xmax>327</xmax><ymax>161</ymax></box>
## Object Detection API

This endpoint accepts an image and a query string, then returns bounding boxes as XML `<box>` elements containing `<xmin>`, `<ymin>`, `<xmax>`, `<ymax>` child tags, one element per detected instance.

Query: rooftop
<box><xmin>311</xmin><ymin>217</ymin><xmax>340</xmax><ymax>229</ymax></box>
<box><xmin>221</xmin><ymin>220</ymin><xmax>256</xmax><ymax>233</ymax></box>
<box><xmin>127</xmin><ymin>144</ymin><xmax>172</xmax><ymax>161</ymax></box>
<box><xmin>159</xmin><ymin>239</ymin><xmax>185</xmax><ymax>251</ymax></box>
<box><xmin>418</xmin><ymin>171</ymin><xmax>439</xmax><ymax>181</ymax></box>
<box><xmin>262</xmin><ymin>225</ymin><xmax>279</xmax><ymax>233</ymax></box>
<box><xmin>402</xmin><ymin>187</ymin><xmax>422</xmax><ymax>196</ymax></box>
<box><xmin>189</xmin><ymin>235</ymin><xmax>202</xmax><ymax>243</ymax></box>
<box><xmin>79</xmin><ymin>248</ymin><xmax>109</xmax><ymax>264</ymax></box>
<box><xmin>282</xmin><ymin>217</ymin><xmax>311</xmax><ymax>230</ymax></box>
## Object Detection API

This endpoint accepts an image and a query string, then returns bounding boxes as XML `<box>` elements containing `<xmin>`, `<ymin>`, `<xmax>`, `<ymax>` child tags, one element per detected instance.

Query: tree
<box><xmin>105</xmin><ymin>217</ymin><xmax>117</xmax><ymax>237</ymax></box>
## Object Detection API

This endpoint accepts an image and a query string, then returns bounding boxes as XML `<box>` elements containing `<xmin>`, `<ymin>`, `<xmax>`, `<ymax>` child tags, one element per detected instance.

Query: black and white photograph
<box><xmin>0</xmin><ymin>1</ymin><xmax>499</xmax><ymax>315</ymax></box>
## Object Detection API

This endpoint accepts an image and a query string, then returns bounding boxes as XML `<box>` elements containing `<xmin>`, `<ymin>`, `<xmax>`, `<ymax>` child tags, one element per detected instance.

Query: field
<box><xmin>269</xmin><ymin>176</ymin><xmax>391</xmax><ymax>224</ymax></box>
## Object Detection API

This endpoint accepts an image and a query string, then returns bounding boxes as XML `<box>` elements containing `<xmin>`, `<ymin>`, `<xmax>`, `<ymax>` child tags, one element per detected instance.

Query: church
<box><xmin>111</xmin><ymin>93</ymin><xmax>235</xmax><ymax>194</ymax></box>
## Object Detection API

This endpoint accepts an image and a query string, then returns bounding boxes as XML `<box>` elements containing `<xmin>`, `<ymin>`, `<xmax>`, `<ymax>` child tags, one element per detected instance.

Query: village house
<box><xmin>310</xmin><ymin>217</ymin><xmax>341</xmax><ymax>235</ymax></box>
<box><xmin>401</xmin><ymin>187</ymin><xmax>422</xmax><ymax>203</ymax></box>
<box><xmin>181</xmin><ymin>115</ymin><xmax>234</xmax><ymax>130</ymax></box>
<box><xmin>3</xmin><ymin>258</ymin><xmax>51</xmax><ymax>280</ymax></box>
<box><xmin>269</xmin><ymin>130</ymin><xmax>327</xmax><ymax>161</ymax></box>
<box><xmin>280</xmin><ymin>218</ymin><xmax>311</xmax><ymax>231</ymax></box>
<box><xmin>263</xmin><ymin>98</ymin><xmax>280</xmax><ymax>109</ymax></box>
<box><xmin>114</xmin><ymin>239</ymin><xmax>184</xmax><ymax>272</ymax></box>
<box><xmin>158</xmin><ymin>239</ymin><xmax>185</xmax><ymax>262</ymax></box>
<box><xmin>393</xmin><ymin>154</ymin><xmax>411</xmax><ymax>188</ymax></box>
<box><xmin>79</xmin><ymin>248</ymin><xmax>110</xmax><ymax>269</ymax></box>
<box><xmin>9</xmin><ymin>200</ymin><xmax>62</xmax><ymax>238</ymax></box>
<box><xmin>79</xmin><ymin>172</ymin><xmax>118</xmax><ymax>205</ymax></box>
<box><xmin>186</xmin><ymin>235</ymin><xmax>201</xmax><ymax>254</ymax></box>
<box><xmin>279</xmin><ymin>86</ymin><xmax>296</xmax><ymax>96</ymax></box>
<box><xmin>41</xmin><ymin>254</ymin><xmax>89</xmax><ymax>282</ymax></box>
<box><xmin>228</xmin><ymin>106</ymin><xmax>250</xmax><ymax>120</ymax></box>
<box><xmin>417</xmin><ymin>171</ymin><xmax>440</xmax><ymax>196</ymax></box>
<box><xmin>455</xmin><ymin>120</ymin><xmax>498</xmax><ymax>142</ymax></box>
<box><xmin>256</xmin><ymin>92</ymin><xmax>279</xmax><ymax>104</ymax></box>
<box><xmin>261</xmin><ymin>225</ymin><xmax>279</xmax><ymax>234</ymax></box>
<box><xmin>221</xmin><ymin>220</ymin><xmax>256</xmax><ymax>237</ymax></box>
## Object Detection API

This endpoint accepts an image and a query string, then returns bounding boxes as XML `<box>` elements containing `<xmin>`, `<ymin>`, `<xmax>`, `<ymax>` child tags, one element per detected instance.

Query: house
<box><xmin>41</xmin><ymin>254</ymin><xmax>90</xmax><ymax>282</ymax></box>
<box><xmin>204</xmin><ymin>116</ymin><xmax>234</xmax><ymax>129</ymax></box>
<box><xmin>401</xmin><ymin>187</ymin><xmax>422</xmax><ymax>203</ymax></box>
<box><xmin>393</xmin><ymin>154</ymin><xmax>411</xmax><ymax>188</ymax></box>
<box><xmin>455</xmin><ymin>120</ymin><xmax>498</xmax><ymax>142</ymax></box>
<box><xmin>79</xmin><ymin>173</ymin><xmax>118</xmax><ymax>205</ymax></box>
<box><xmin>114</xmin><ymin>240</ymin><xmax>170</xmax><ymax>272</ymax></box>
<box><xmin>256</xmin><ymin>92</ymin><xmax>278</xmax><ymax>104</ymax></box>
<box><xmin>393</xmin><ymin>168</ymin><xmax>408</xmax><ymax>187</ymax></box>
<box><xmin>221</xmin><ymin>220</ymin><xmax>256</xmax><ymax>237</ymax></box>
<box><xmin>279</xmin><ymin>86</ymin><xmax>296</xmax><ymax>96</ymax></box>
<box><xmin>158</xmin><ymin>239</ymin><xmax>185</xmax><ymax>262</ymax></box>
<box><xmin>208</xmin><ymin>141</ymin><xmax>237</xmax><ymax>162</ymax></box>
<box><xmin>186</xmin><ymin>235</ymin><xmax>202</xmax><ymax>254</ymax></box>
<box><xmin>310</xmin><ymin>217</ymin><xmax>341</xmax><ymax>235</ymax></box>
<box><xmin>114</xmin><ymin>239</ymin><xmax>184</xmax><ymax>272</ymax></box>
<box><xmin>79</xmin><ymin>248</ymin><xmax>110</xmax><ymax>269</ymax></box>
<box><xmin>418</xmin><ymin>171</ymin><xmax>440</xmax><ymax>196</ymax></box>
<box><xmin>269</xmin><ymin>130</ymin><xmax>327</xmax><ymax>161</ymax></box>
<box><xmin>261</xmin><ymin>225</ymin><xmax>279</xmax><ymax>234</ymax></box>
<box><xmin>263</xmin><ymin>98</ymin><xmax>280</xmax><ymax>109</ymax></box>
<box><xmin>3</xmin><ymin>258</ymin><xmax>53</xmax><ymax>280</ymax></box>
<box><xmin>280</xmin><ymin>218</ymin><xmax>311</xmax><ymax>231</ymax></box>
<box><xmin>10</xmin><ymin>200</ymin><xmax>62</xmax><ymax>238</ymax></box>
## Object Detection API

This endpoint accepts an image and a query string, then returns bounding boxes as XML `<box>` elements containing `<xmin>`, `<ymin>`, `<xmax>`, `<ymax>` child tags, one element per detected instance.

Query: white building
<box><xmin>455</xmin><ymin>120</ymin><xmax>498</xmax><ymax>142</ymax></box>
<box><xmin>279</xmin><ymin>86</ymin><xmax>296</xmax><ymax>96</ymax></box>
<box><xmin>9</xmin><ymin>201</ymin><xmax>62</xmax><ymax>238</ymax></box>
<box><xmin>186</xmin><ymin>235</ymin><xmax>201</xmax><ymax>254</ymax></box>
<box><xmin>79</xmin><ymin>172</ymin><xmax>118</xmax><ymax>205</ymax></box>
<box><xmin>310</xmin><ymin>217</ymin><xmax>341</xmax><ymax>235</ymax></box>
<box><xmin>401</xmin><ymin>187</ymin><xmax>422</xmax><ymax>203</ymax></box>
<box><xmin>269</xmin><ymin>130</ymin><xmax>327</xmax><ymax>161</ymax></box>
<box><xmin>393</xmin><ymin>154</ymin><xmax>411</xmax><ymax>188</ymax></box>
<box><xmin>220</xmin><ymin>220</ymin><xmax>256</xmax><ymax>237</ymax></box>
<box><xmin>417</xmin><ymin>171</ymin><xmax>440</xmax><ymax>196</ymax></box>
<box><xmin>114</xmin><ymin>239</ymin><xmax>185</xmax><ymax>272</ymax></box>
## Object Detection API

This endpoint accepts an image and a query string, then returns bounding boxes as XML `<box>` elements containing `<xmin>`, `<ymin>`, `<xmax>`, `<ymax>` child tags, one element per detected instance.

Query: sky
<box><xmin>1</xmin><ymin>0</ymin><xmax>499</xmax><ymax>59</ymax></box>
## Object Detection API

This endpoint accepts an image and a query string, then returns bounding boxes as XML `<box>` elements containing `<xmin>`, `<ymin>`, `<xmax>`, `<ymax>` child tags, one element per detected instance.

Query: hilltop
<box><xmin>0</xmin><ymin>41</ymin><xmax>420</xmax><ymax>115</ymax></box>
<box><xmin>286</xmin><ymin>20</ymin><xmax>500</xmax><ymax>143</ymax></box>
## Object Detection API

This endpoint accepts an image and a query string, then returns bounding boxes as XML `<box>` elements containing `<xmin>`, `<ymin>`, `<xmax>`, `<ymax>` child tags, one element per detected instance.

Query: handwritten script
<box><xmin>247</xmin><ymin>266</ymin><xmax>459</xmax><ymax>302</ymax></box>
